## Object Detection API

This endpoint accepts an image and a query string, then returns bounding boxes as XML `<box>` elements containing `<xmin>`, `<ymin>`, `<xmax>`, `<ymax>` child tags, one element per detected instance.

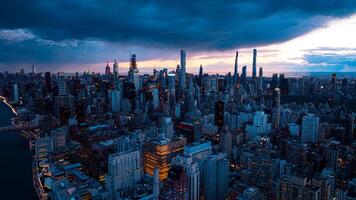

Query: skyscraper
<box><xmin>172</xmin><ymin>155</ymin><xmax>200</xmax><ymax>200</ymax></box>
<box><xmin>113</xmin><ymin>59</ymin><xmax>119</xmax><ymax>75</ymax></box>
<box><xmin>301</xmin><ymin>114</ymin><xmax>320</xmax><ymax>144</ymax></box>
<box><xmin>12</xmin><ymin>84</ymin><xmax>19</xmax><ymax>102</ymax></box>
<box><xmin>106</xmin><ymin>146</ymin><xmax>142</xmax><ymax>199</ymax></box>
<box><xmin>272</xmin><ymin>88</ymin><xmax>281</xmax><ymax>128</ymax></box>
<box><xmin>105</xmin><ymin>61</ymin><xmax>111</xmax><ymax>75</ymax></box>
<box><xmin>152</xmin><ymin>88</ymin><xmax>159</xmax><ymax>110</ymax></box>
<box><xmin>258</xmin><ymin>67</ymin><xmax>263</xmax><ymax>91</ymax></box>
<box><xmin>326</xmin><ymin>140</ymin><xmax>340</xmax><ymax>171</ymax></box>
<box><xmin>45</xmin><ymin>72</ymin><xmax>52</xmax><ymax>94</ymax></box>
<box><xmin>215</xmin><ymin>100</ymin><xmax>224</xmax><ymax>129</ymax></box>
<box><xmin>110</xmin><ymin>90</ymin><xmax>121</xmax><ymax>113</ymax></box>
<box><xmin>180</xmin><ymin>50</ymin><xmax>186</xmax><ymax>89</ymax></box>
<box><xmin>233</xmin><ymin>51</ymin><xmax>239</xmax><ymax>85</ymax></box>
<box><xmin>252</xmin><ymin>49</ymin><xmax>257</xmax><ymax>79</ymax></box>
<box><xmin>57</xmin><ymin>73</ymin><xmax>67</xmax><ymax>96</ymax></box>
<box><xmin>162</xmin><ymin>117</ymin><xmax>174</xmax><ymax>139</ymax></box>
<box><xmin>203</xmin><ymin>153</ymin><xmax>229</xmax><ymax>200</ymax></box>
<box><xmin>31</xmin><ymin>64</ymin><xmax>36</xmax><ymax>74</ymax></box>
<box><xmin>241</xmin><ymin>66</ymin><xmax>247</xmax><ymax>88</ymax></box>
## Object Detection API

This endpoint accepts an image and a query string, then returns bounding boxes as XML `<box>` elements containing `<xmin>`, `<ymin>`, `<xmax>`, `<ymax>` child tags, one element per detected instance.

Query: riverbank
<box><xmin>0</xmin><ymin>101</ymin><xmax>37</xmax><ymax>199</ymax></box>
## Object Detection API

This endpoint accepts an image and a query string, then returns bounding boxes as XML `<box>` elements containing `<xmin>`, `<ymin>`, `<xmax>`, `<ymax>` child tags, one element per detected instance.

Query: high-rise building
<box><xmin>162</xmin><ymin>117</ymin><xmax>174</xmax><ymax>139</ymax></box>
<box><xmin>45</xmin><ymin>72</ymin><xmax>52</xmax><ymax>93</ymax></box>
<box><xmin>113</xmin><ymin>59</ymin><xmax>119</xmax><ymax>75</ymax></box>
<box><xmin>110</xmin><ymin>90</ymin><xmax>121</xmax><ymax>113</ymax></box>
<box><xmin>272</xmin><ymin>88</ymin><xmax>281</xmax><ymax>128</ymax></box>
<box><xmin>203</xmin><ymin>153</ymin><xmax>229</xmax><ymax>200</ymax></box>
<box><xmin>326</xmin><ymin>140</ymin><xmax>340</xmax><ymax>171</ymax></box>
<box><xmin>241</xmin><ymin>66</ymin><xmax>247</xmax><ymax>88</ymax></box>
<box><xmin>287</xmin><ymin>140</ymin><xmax>307</xmax><ymax>168</ymax></box>
<box><xmin>219</xmin><ymin>128</ymin><xmax>232</xmax><ymax>160</ymax></box>
<box><xmin>233</xmin><ymin>51</ymin><xmax>239</xmax><ymax>85</ymax></box>
<box><xmin>301</xmin><ymin>114</ymin><xmax>320</xmax><ymax>144</ymax></box>
<box><xmin>12</xmin><ymin>83</ymin><xmax>19</xmax><ymax>102</ymax></box>
<box><xmin>180</xmin><ymin>50</ymin><xmax>186</xmax><ymax>89</ymax></box>
<box><xmin>57</xmin><ymin>73</ymin><xmax>67</xmax><ymax>96</ymax></box>
<box><xmin>32</xmin><ymin>64</ymin><xmax>36</xmax><ymax>74</ymax></box>
<box><xmin>331</xmin><ymin>73</ymin><xmax>336</xmax><ymax>92</ymax></box>
<box><xmin>152</xmin><ymin>88</ymin><xmax>159</xmax><ymax>110</ymax></box>
<box><xmin>51</xmin><ymin>126</ymin><xmax>68</xmax><ymax>152</ymax></box>
<box><xmin>105</xmin><ymin>61</ymin><xmax>111</xmax><ymax>75</ymax></box>
<box><xmin>171</xmin><ymin>155</ymin><xmax>200</xmax><ymax>200</ymax></box>
<box><xmin>106</xmin><ymin>146</ymin><xmax>142</xmax><ymax>199</ymax></box>
<box><xmin>252</xmin><ymin>49</ymin><xmax>257</xmax><ymax>79</ymax></box>
<box><xmin>246</xmin><ymin>111</ymin><xmax>271</xmax><ymax>139</ymax></box>
<box><xmin>215</xmin><ymin>100</ymin><xmax>224</xmax><ymax>129</ymax></box>
<box><xmin>144</xmin><ymin>137</ymin><xmax>186</xmax><ymax>180</ymax></box>
<box><xmin>258</xmin><ymin>67</ymin><xmax>263</xmax><ymax>91</ymax></box>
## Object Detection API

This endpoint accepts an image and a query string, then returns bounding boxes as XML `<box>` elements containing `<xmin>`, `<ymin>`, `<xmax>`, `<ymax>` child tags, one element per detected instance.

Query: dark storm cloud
<box><xmin>0</xmin><ymin>0</ymin><xmax>356</xmax><ymax>64</ymax></box>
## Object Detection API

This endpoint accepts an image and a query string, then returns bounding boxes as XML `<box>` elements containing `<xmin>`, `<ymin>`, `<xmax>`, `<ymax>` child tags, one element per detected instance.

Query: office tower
<box><xmin>128</xmin><ymin>54</ymin><xmax>140</xmax><ymax>90</ymax></box>
<box><xmin>252</xmin><ymin>49</ymin><xmax>257</xmax><ymax>79</ymax></box>
<box><xmin>326</xmin><ymin>140</ymin><xmax>340</xmax><ymax>171</ymax></box>
<box><xmin>162</xmin><ymin>117</ymin><xmax>174</xmax><ymax>139</ymax></box>
<box><xmin>152</xmin><ymin>88</ymin><xmax>159</xmax><ymax>110</ymax></box>
<box><xmin>271</xmin><ymin>73</ymin><xmax>278</xmax><ymax>90</ymax></box>
<box><xmin>199</xmin><ymin>64</ymin><xmax>203</xmax><ymax>78</ymax></box>
<box><xmin>160</xmin><ymin>165</ymin><xmax>189</xmax><ymax>200</ymax></box>
<box><xmin>331</xmin><ymin>73</ymin><xmax>336</xmax><ymax>92</ymax></box>
<box><xmin>233</xmin><ymin>51</ymin><xmax>239</xmax><ymax>85</ymax></box>
<box><xmin>57</xmin><ymin>73</ymin><xmax>67</xmax><ymax>95</ymax></box>
<box><xmin>301</xmin><ymin>114</ymin><xmax>320</xmax><ymax>144</ymax></box>
<box><xmin>106</xmin><ymin>145</ymin><xmax>142</xmax><ymax>199</ymax></box>
<box><xmin>287</xmin><ymin>140</ymin><xmax>307</xmax><ymax>167</ymax></box>
<box><xmin>105</xmin><ymin>61</ymin><xmax>111</xmax><ymax>75</ymax></box>
<box><xmin>130</xmin><ymin>54</ymin><xmax>138</xmax><ymax>71</ymax></box>
<box><xmin>12</xmin><ymin>83</ymin><xmax>19</xmax><ymax>102</ymax></box>
<box><xmin>168</xmin><ymin>72</ymin><xmax>176</xmax><ymax>107</ymax></box>
<box><xmin>237</xmin><ymin>187</ymin><xmax>266</xmax><ymax>200</ymax></box>
<box><xmin>32</xmin><ymin>64</ymin><xmax>36</xmax><ymax>74</ymax></box>
<box><xmin>144</xmin><ymin>138</ymin><xmax>187</xmax><ymax>180</ymax></box>
<box><xmin>258</xmin><ymin>67</ymin><xmax>263</xmax><ymax>91</ymax></box>
<box><xmin>203</xmin><ymin>153</ymin><xmax>229</xmax><ymax>200</ymax></box>
<box><xmin>241</xmin><ymin>66</ymin><xmax>247</xmax><ymax>88</ymax></box>
<box><xmin>199</xmin><ymin>65</ymin><xmax>203</xmax><ymax>86</ymax></box>
<box><xmin>153</xmin><ymin>168</ymin><xmax>160</xmax><ymax>200</ymax></box>
<box><xmin>272</xmin><ymin>88</ymin><xmax>281</xmax><ymax>128</ymax></box>
<box><xmin>35</xmin><ymin>137</ymin><xmax>53</xmax><ymax>162</ymax></box>
<box><xmin>45</xmin><ymin>72</ymin><xmax>52</xmax><ymax>93</ymax></box>
<box><xmin>113</xmin><ymin>59</ymin><xmax>119</xmax><ymax>75</ymax></box>
<box><xmin>219</xmin><ymin>128</ymin><xmax>232</xmax><ymax>160</ymax></box>
<box><xmin>51</xmin><ymin>126</ymin><xmax>68</xmax><ymax>152</ymax></box>
<box><xmin>133</xmin><ymin>72</ymin><xmax>140</xmax><ymax>92</ymax></box>
<box><xmin>172</xmin><ymin>156</ymin><xmax>200</xmax><ymax>200</ymax></box>
<box><xmin>168</xmin><ymin>72</ymin><xmax>175</xmax><ymax>92</ymax></box>
<box><xmin>179</xmin><ymin>50</ymin><xmax>186</xmax><ymax>89</ymax></box>
<box><xmin>246</xmin><ymin>111</ymin><xmax>271</xmax><ymax>139</ymax></box>
<box><xmin>215</xmin><ymin>100</ymin><xmax>224</xmax><ymax>129</ymax></box>
<box><xmin>110</xmin><ymin>90</ymin><xmax>121</xmax><ymax>113</ymax></box>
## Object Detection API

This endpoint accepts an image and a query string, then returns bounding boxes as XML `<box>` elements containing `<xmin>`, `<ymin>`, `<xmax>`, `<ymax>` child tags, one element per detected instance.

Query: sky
<box><xmin>0</xmin><ymin>0</ymin><xmax>356</xmax><ymax>74</ymax></box>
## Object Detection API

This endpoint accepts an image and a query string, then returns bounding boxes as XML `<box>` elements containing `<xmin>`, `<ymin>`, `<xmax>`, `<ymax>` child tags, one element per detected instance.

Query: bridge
<box><xmin>0</xmin><ymin>120</ymin><xmax>36</xmax><ymax>140</ymax></box>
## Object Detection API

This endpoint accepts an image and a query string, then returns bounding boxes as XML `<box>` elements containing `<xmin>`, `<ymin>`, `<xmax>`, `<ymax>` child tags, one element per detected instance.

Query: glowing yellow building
<box><xmin>144</xmin><ymin>137</ymin><xmax>186</xmax><ymax>180</ymax></box>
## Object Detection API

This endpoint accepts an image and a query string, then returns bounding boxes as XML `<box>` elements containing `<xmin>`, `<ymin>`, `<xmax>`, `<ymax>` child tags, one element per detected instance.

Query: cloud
<box><xmin>0</xmin><ymin>29</ymin><xmax>35</xmax><ymax>42</ymax></box>
<box><xmin>0</xmin><ymin>0</ymin><xmax>356</xmax><ymax>69</ymax></box>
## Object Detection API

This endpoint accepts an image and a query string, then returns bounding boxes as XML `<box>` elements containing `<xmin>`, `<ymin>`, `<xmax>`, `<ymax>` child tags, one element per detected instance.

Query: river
<box><xmin>0</xmin><ymin>102</ymin><xmax>37</xmax><ymax>199</ymax></box>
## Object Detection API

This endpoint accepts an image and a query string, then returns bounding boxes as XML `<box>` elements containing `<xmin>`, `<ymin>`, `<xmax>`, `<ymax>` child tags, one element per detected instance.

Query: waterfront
<box><xmin>0</xmin><ymin>102</ymin><xmax>37</xmax><ymax>199</ymax></box>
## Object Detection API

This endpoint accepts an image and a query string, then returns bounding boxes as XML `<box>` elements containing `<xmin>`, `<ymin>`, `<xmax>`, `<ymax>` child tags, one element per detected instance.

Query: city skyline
<box><xmin>1</xmin><ymin>1</ymin><xmax>356</xmax><ymax>73</ymax></box>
